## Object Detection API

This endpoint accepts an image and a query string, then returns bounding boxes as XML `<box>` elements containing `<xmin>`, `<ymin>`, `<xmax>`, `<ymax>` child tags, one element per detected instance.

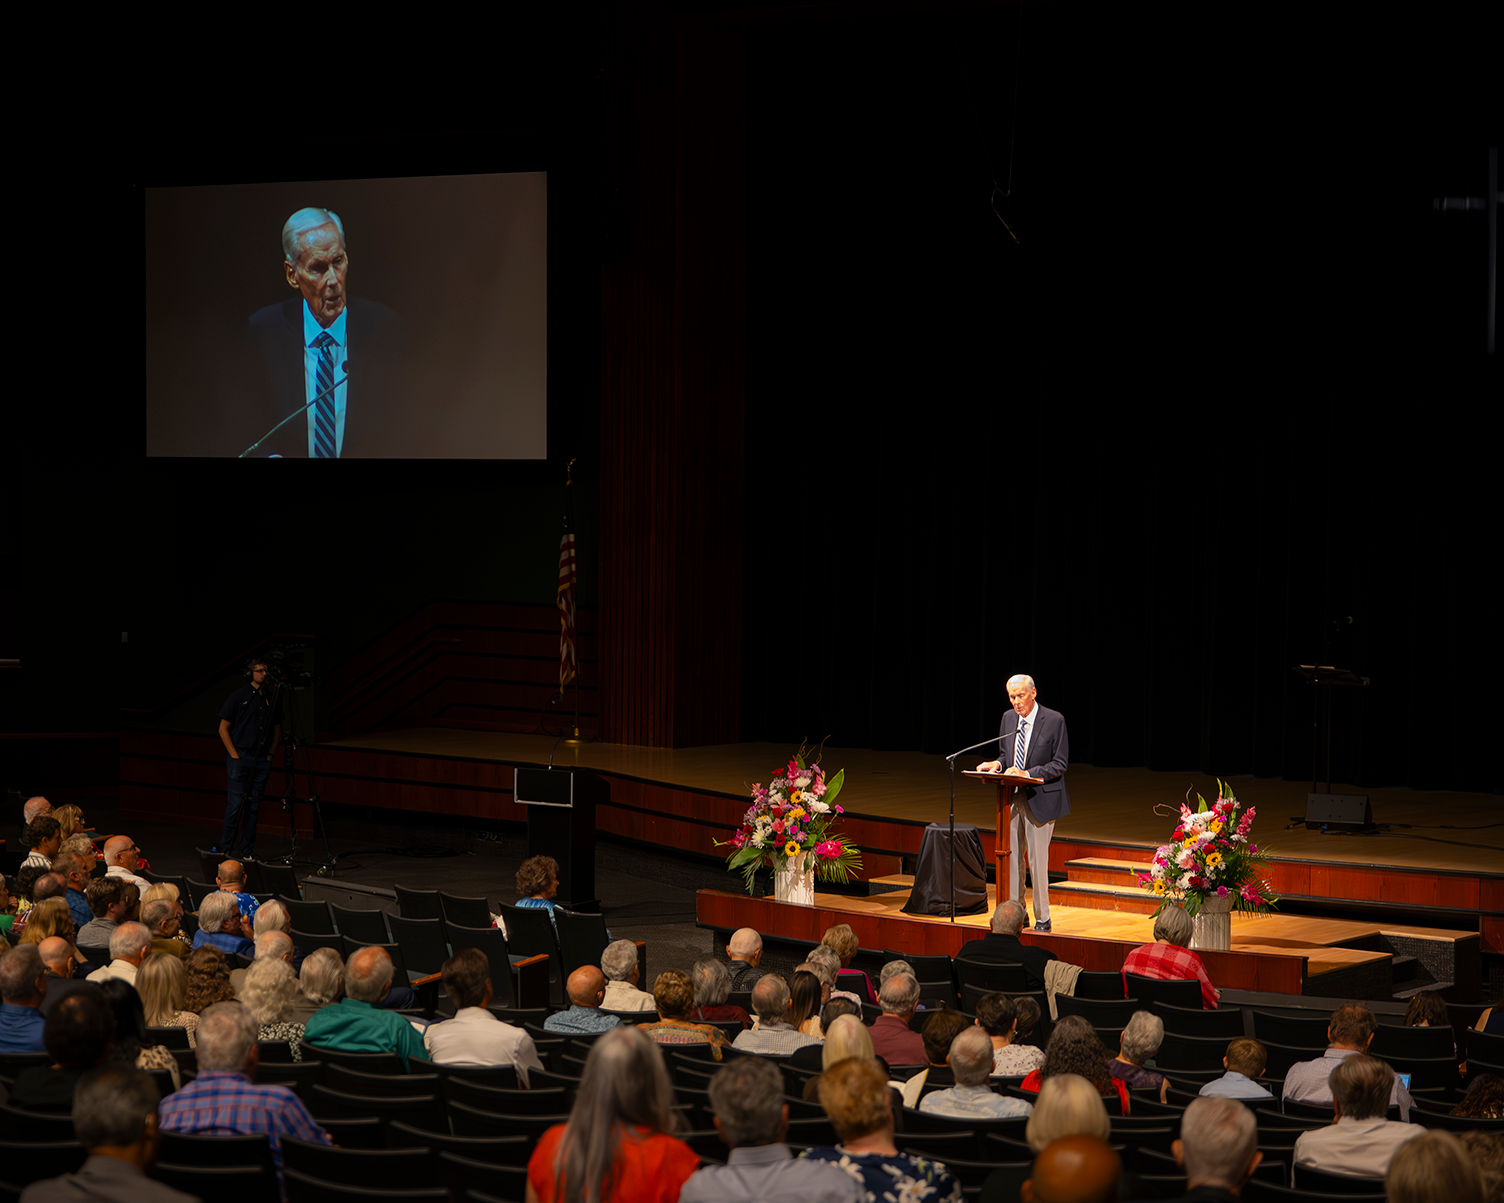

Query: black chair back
<box><xmin>1151</xmin><ymin>999</ymin><xmax>1245</xmax><ymax>1038</ymax></box>
<box><xmin>446</xmin><ymin>923</ymin><xmax>517</xmax><ymax>1008</ymax></box>
<box><xmin>495</xmin><ymin>903</ymin><xmax>563</xmax><ymax>1007</ymax></box>
<box><xmin>0</xmin><ymin>1140</ymin><xmax>87</xmax><ymax>1184</ymax></box>
<box><xmin>1157</xmin><ymin>1030</ymin><xmax>1236</xmax><ymax>1072</ymax></box>
<box><xmin>283</xmin><ymin>1167</ymin><xmax>446</xmax><ymax>1203</ymax></box>
<box><xmin>385</xmin><ymin>1120</ymin><xmax>532</xmax><ymax>1166</ymax></box>
<box><xmin>1124</xmin><ymin>973</ymin><xmax>1205</xmax><ymax>1010</ymax></box>
<box><xmin>1249</xmin><ymin>1010</ymin><xmax>1332</xmax><ymax>1050</ymax></box>
<box><xmin>440</xmin><ymin>892</ymin><xmax>493</xmax><ymax>931</ymax></box>
<box><xmin>280</xmin><ymin>897</ymin><xmax>336</xmax><ymax>934</ymax></box>
<box><xmin>155</xmin><ymin>1162</ymin><xmax>279</xmax><ymax>1203</ymax></box>
<box><xmin>290</xmin><ymin>928</ymin><xmax>348</xmax><ymax>960</ymax></box>
<box><xmin>249</xmin><ymin>860</ymin><xmax>301</xmax><ymax>898</ymax></box>
<box><xmin>884</xmin><ymin>949</ymin><xmax>959</xmax><ymax>1009</ymax></box>
<box><xmin>1055</xmin><ymin>995</ymin><xmax>1141</xmax><ymax>1028</ymax></box>
<box><xmin>390</xmin><ymin>914</ymin><xmax>450</xmax><ymax>977</ymax></box>
<box><xmin>330</xmin><ymin>905</ymin><xmax>391</xmax><ymax>945</ymax></box>
<box><xmin>555</xmin><ymin>909</ymin><xmax>611</xmax><ymax>979</ymax></box>
<box><xmin>1292</xmin><ymin>1163</ymin><xmax>1392</xmax><ymax>1194</ymax></box>
<box><xmin>300</xmin><ymin>1045</ymin><xmax>405</xmax><ymax>1075</ymax></box>
<box><xmin>281</xmin><ymin>1139</ymin><xmax>435</xmax><ymax>1189</ymax></box>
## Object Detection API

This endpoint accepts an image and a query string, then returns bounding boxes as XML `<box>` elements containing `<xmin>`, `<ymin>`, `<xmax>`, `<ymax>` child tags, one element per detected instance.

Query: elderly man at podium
<box><xmin>976</xmin><ymin>673</ymin><xmax>1070</xmax><ymax>933</ymax></box>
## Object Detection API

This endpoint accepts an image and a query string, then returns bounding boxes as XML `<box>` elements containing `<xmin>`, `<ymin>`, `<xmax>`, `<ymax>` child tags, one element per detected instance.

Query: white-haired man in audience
<box><xmin>601</xmin><ymin>938</ymin><xmax>656</xmax><ymax>1011</ymax></box>
<box><xmin>86</xmin><ymin>923</ymin><xmax>152</xmax><ymax>986</ymax></box>
<box><xmin>0</xmin><ymin>944</ymin><xmax>50</xmax><ymax>1053</ymax></box>
<box><xmin>157</xmin><ymin>1001</ymin><xmax>330</xmax><ymax>1169</ymax></box>
<box><xmin>727</xmin><ymin>928</ymin><xmax>766</xmax><ymax>990</ymax></box>
<box><xmin>1282</xmin><ymin>1005</ymin><xmax>1413</xmax><ymax>1120</ymax></box>
<box><xmin>423</xmin><ymin>947</ymin><xmax>543</xmax><ymax>1085</ymax></box>
<box><xmin>867</xmin><ymin>971</ymin><xmax>926</xmax><ymax>1065</ymax></box>
<box><xmin>22</xmin><ymin>796</ymin><xmax>52</xmax><ymax>826</ymax></box>
<box><xmin>291</xmin><ymin>946</ymin><xmax>344</xmax><ymax>1024</ymax></box>
<box><xmin>959</xmin><ymin>899</ymin><xmax>1060</xmax><ymax>991</ymax></box>
<box><xmin>1292</xmin><ymin>1054</ymin><xmax>1422</xmax><ymax>1177</ymax></box>
<box><xmin>142</xmin><ymin>900</ymin><xmax>186</xmax><ymax>961</ymax></box>
<box><xmin>691</xmin><ymin>958</ymin><xmax>752</xmax><ymax>1029</ymax></box>
<box><xmin>102</xmin><ymin>836</ymin><xmax>151</xmax><ymax>893</ymax></box>
<box><xmin>193</xmin><ymin>891</ymin><xmax>254</xmax><ymax>958</ymax></box>
<box><xmin>229</xmin><ymin>930</ymin><xmax>294</xmax><ymax>994</ymax></box>
<box><xmin>732</xmin><ymin>974</ymin><xmax>821</xmax><ymax>1055</ymax></box>
<box><xmin>302</xmin><ymin>945</ymin><xmax>425</xmax><ymax>1070</ymax></box>
<box><xmin>679</xmin><ymin>1055</ymin><xmax>864</xmax><ymax>1203</ymax></box>
<box><xmin>921</xmin><ymin>1026</ymin><xmax>1034</xmax><ymax>1118</ymax></box>
<box><xmin>1167</xmin><ymin>1095</ymin><xmax>1262</xmax><ymax>1202</ymax></box>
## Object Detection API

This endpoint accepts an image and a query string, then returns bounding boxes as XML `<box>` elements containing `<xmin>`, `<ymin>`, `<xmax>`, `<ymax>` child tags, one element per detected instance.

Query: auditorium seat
<box><xmin>1151</xmin><ymin>1000</ymin><xmax>1246</xmax><ymax>1038</ymax></box>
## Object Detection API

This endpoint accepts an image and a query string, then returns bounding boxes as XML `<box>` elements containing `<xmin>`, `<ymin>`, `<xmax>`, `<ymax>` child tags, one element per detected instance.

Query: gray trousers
<box><xmin>1007</xmin><ymin>794</ymin><xmax>1056</xmax><ymax>921</ymax></box>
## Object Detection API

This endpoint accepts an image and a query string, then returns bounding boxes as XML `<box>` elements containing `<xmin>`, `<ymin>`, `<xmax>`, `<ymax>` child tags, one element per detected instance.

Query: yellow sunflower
<box><xmin>789</xmin><ymin>808</ymin><xmax>806</xmax><ymax>821</ymax></box>
<box><xmin>790</xmin><ymin>790</ymin><xmax>803</xmax><ymax>805</ymax></box>
<box><xmin>1153</xmin><ymin>879</ymin><xmax>1168</xmax><ymax>895</ymax></box>
<box><xmin>1205</xmin><ymin>851</ymin><xmax>1223</xmax><ymax>868</ymax></box>
<box><xmin>784</xmin><ymin>840</ymin><xmax>801</xmax><ymax>857</ymax></box>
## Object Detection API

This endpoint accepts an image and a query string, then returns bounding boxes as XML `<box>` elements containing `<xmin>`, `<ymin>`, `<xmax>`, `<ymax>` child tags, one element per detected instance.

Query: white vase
<box><xmin>774</xmin><ymin>853</ymin><xmax>816</xmax><ymax>905</ymax></box>
<box><xmin>1192</xmin><ymin>892</ymin><xmax>1234</xmax><ymax>951</ymax></box>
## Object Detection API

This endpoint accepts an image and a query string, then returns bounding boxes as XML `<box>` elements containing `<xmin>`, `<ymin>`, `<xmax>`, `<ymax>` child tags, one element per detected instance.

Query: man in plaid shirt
<box><xmin>158</xmin><ymin>1001</ymin><xmax>330</xmax><ymax>1166</ymax></box>
<box><xmin>1121</xmin><ymin>904</ymin><xmax>1220</xmax><ymax>1009</ymax></box>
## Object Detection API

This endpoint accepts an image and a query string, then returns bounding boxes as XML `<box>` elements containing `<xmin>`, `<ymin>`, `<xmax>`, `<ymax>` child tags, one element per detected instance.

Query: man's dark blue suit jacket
<box><xmin>999</xmin><ymin>703</ymin><xmax>1071</xmax><ymax>823</ymax></box>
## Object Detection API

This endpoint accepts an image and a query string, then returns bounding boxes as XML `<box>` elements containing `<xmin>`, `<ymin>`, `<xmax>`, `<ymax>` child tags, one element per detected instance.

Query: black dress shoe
<box><xmin>1033</xmin><ymin>919</ymin><xmax>1052</xmax><ymax>933</ymax></box>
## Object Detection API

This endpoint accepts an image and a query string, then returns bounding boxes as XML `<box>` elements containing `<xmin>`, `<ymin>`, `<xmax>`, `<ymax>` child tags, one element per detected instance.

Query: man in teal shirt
<box><xmin>303</xmin><ymin>945</ymin><xmax>425</xmax><ymax>1070</ymax></box>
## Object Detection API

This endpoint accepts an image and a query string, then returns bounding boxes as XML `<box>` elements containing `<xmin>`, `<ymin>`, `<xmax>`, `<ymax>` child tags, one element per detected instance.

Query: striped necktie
<box><xmin>312</xmin><ymin>331</ymin><xmax>337</xmax><ymax>459</ymax></box>
<box><xmin>1014</xmin><ymin>718</ymin><xmax>1028</xmax><ymax>771</ymax></box>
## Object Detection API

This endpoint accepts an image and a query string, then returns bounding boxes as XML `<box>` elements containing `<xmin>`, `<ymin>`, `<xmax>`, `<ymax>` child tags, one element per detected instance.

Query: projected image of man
<box><xmin>246</xmin><ymin>207</ymin><xmax>402</xmax><ymax>458</ymax></box>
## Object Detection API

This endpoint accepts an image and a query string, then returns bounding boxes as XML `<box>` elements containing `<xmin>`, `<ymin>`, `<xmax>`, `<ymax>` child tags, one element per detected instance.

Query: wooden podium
<box><xmin>965</xmin><ymin>770</ymin><xmax>1042</xmax><ymax>905</ymax></box>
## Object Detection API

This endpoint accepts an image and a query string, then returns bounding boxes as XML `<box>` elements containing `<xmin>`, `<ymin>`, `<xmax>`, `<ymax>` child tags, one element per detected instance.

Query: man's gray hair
<box><xmin>600</xmin><ymin>939</ymin><xmax>639</xmax><ymax>982</ymax></box>
<box><xmin>707</xmin><ymin>1055</ymin><xmax>786</xmax><ymax>1148</ymax></box>
<box><xmin>992</xmin><ymin>900</ymin><xmax>1028</xmax><ymax>935</ymax></box>
<box><xmin>198</xmin><ymin>891</ymin><xmax>239</xmax><ymax>934</ymax></box>
<box><xmin>799</xmin><ymin>956</ymin><xmax>835</xmax><ymax>989</ymax></box>
<box><xmin>1153</xmin><ymin>904</ymin><xmax>1194</xmax><ymax>947</ymax></box>
<box><xmin>750</xmin><ymin>973</ymin><xmax>790</xmax><ymax>1023</ymax></box>
<box><xmin>1330</xmin><ymin>1053</ymin><xmax>1394</xmax><ymax>1120</ymax></box>
<box><xmin>300</xmin><ymin>946</ymin><xmax>344</xmax><ymax>1006</ymax></box>
<box><xmin>880</xmin><ymin>959</ymin><xmax>915</xmax><ymax>985</ymax></box>
<box><xmin>253</xmin><ymin>900</ymin><xmax>290</xmax><ymax>936</ymax></box>
<box><xmin>1179</xmin><ymin>1096</ymin><xmax>1258</xmax><ymax>1187</ymax></box>
<box><xmin>1120</xmin><ymin>1011</ymin><xmax>1165</xmax><ymax>1063</ymax></box>
<box><xmin>195</xmin><ymin>1001</ymin><xmax>259</xmax><ymax>1072</ymax></box>
<box><xmin>879</xmin><ymin>971</ymin><xmax>920</xmax><ymax>1015</ymax></box>
<box><xmin>72</xmin><ymin>1065</ymin><xmax>160</xmax><ymax>1150</ymax></box>
<box><xmin>728</xmin><ymin>928</ymin><xmax>762</xmax><ymax>957</ymax></box>
<box><xmin>1007</xmin><ymin>674</ymin><xmax>1036</xmax><ymax>691</ymax></box>
<box><xmin>0</xmin><ymin>944</ymin><xmax>44</xmax><ymax>1001</ymax></box>
<box><xmin>949</xmin><ymin>1026</ymin><xmax>996</xmax><ymax>1087</ymax></box>
<box><xmin>345</xmin><ymin>945</ymin><xmax>395</xmax><ymax>1002</ymax></box>
<box><xmin>692</xmin><ymin>958</ymin><xmax>732</xmax><ymax>1006</ymax></box>
<box><xmin>110</xmin><ymin>922</ymin><xmax>152</xmax><ymax>962</ymax></box>
<box><xmin>22</xmin><ymin>797</ymin><xmax>50</xmax><ymax>825</ymax></box>
<box><xmin>282</xmin><ymin>207</ymin><xmax>347</xmax><ymax>265</ymax></box>
<box><xmin>254</xmin><ymin>931</ymin><xmax>293</xmax><ymax>961</ymax></box>
<box><xmin>141</xmin><ymin>899</ymin><xmax>174</xmax><ymax>934</ymax></box>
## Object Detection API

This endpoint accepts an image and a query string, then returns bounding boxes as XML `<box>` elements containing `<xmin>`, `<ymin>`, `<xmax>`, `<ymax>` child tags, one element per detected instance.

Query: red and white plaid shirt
<box><xmin>1121</xmin><ymin>941</ymin><xmax>1220</xmax><ymax>1009</ymax></box>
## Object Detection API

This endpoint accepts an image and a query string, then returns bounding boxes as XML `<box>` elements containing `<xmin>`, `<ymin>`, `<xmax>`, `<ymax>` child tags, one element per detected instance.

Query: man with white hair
<box><xmin>600</xmin><ymin>938</ymin><xmax>656</xmax><ymax>1011</ymax></box>
<box><xmin>921</xmin><ymin>1026</ymin><xmax>1034</xmax><ymax>1117</ymax></box>
<box><xmin>193</xmin><ymin>892</ymin><xmax>255</xmax><ymax>958</ymax></box>
<box><xmin>143</xmin><ymin>900</ymin><xmax>186</xmax><ymax>960</ymax></box>
<box><xmin>866</xmin><ymin>971</ymin><xmax>926</xmax><ymax>1065</ymax></box>
<box><xmin>727</xmin><ymin>928</ymin><xmax>767</xmax><ymax>990</ymax></box>
<box><xmin>158</xmin><ymin>1001</ymin><xmax>330</xmax><ymax>1168</ymax></box>
<box><xmin>1167</xmin><ymin>1095</ymin><xmax>1263</xmax><ymax>1202</ymax></box>
<box><xmin>731</xmin><ymin>975</ymin><xmax>821</xmax><ymax>1055</ymax></box>
<box><xmin>86</xmin><ymin>923</ymin><xmax>153</xmax><ymax>986</ymax></box>
<box><xmin>974</xmin><ymin>672</ymin><xmax>1071</xmax><ymax>932</ymax></box>
<box><xmin>0</xmin><ymin>944</ymin><xmax>49</xmax><ymax>1052</ymax></box>
<box><xmin>246</xmin><ymin>206</ymin><xmax>405</xmax><ymax>460</ymax></box>
<box><xmin>302</xmin><ymin>946</ymin><xmax>425</xmax><ymax>1070</ymax></box>
<box><xmin>102</xmin><ymin>836</ymin><xmax>152</xmax><ymax>893</ymax></box>
<box><xmin>22</xmin><ymin>796</ymin><xmax>52</xmax><ymax>826</ymax></box>
<box><xmin>230</xmin><ymin>931</ymin><xmax>295</xmax><ymax>994</ymax></box>
<box><xmin>959</xmin><ymin>900</ymin><xmax>1059</xmax><ymax>990</ymax></box>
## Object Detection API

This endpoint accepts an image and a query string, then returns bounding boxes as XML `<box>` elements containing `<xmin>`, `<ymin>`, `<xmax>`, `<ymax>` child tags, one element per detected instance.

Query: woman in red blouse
<box><xmin>1018</xmin><ymin>1014</ymin><xmax>1131</xmax><ymax>1115</ymax></box>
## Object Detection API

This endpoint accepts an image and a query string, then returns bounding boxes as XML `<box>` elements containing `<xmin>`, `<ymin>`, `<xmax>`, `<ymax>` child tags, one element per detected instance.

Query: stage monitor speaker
<box><xmin>1305</xmin><ymin>793</ymin><xmax>1375</xmax><ymax>832</ymax></box>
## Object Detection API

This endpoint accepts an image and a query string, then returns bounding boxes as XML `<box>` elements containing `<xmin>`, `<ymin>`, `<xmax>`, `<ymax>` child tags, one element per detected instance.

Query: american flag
<box><xmin>557</xmin><ymin>492</ymin><xmax>577</xmax><ymax>689</ymax></box>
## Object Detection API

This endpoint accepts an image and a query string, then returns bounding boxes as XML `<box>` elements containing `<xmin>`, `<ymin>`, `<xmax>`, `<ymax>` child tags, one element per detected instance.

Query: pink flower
<box><xmin>816</xmin><ymin>840</ymin><xmax>843</xmax><ymax>859</ymax></box>
<box><xmin>1217</xmin><ymin>886</ymin><xmax>1229</xmax><ymax>897</ymax></box>
<box><xmin>1241</xmin><ymin>884</ymin><xmax>1261</xmax><ymax>902</ymax></box>
<box><xmin>731</xmin><ymin>831</ymin><xmax>747</xmax><ymax>849</ymax></box>
<box><xmin>771</xmin><ymin>819</ymin><xmax>785</xmax><ymax>834</ymax></box>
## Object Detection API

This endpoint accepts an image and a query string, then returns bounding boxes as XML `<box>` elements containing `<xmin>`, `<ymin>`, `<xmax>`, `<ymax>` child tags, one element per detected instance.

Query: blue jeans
<box><xmin>223</xmin><ymin>755</ymin><xmax>272</xmax><ymax>856</ymax></box>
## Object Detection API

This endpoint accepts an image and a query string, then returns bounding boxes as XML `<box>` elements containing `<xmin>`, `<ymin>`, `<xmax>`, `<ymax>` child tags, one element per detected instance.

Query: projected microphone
<box><xmin>237</xmin><ymin>364</ymin><xmax>351</xmax><ymax>459</ymax></box>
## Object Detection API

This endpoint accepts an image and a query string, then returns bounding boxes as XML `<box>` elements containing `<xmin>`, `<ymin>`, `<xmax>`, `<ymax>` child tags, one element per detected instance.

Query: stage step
<box><xmin>1063</xmin><ymin>857</ymin><xmax>1154</xmax><ymax>887</ymax></box>
<box><xmin>1049</xmin><ymin>880</ymin><xmax>1161</xmax><ymax>915</ymax></box>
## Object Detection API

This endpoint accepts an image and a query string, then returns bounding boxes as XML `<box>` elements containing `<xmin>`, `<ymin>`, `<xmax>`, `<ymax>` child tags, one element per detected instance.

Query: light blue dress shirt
<box><xmin>302</xmin><ymin>302</ymin><xmax>349</xmax><ymax>457</ymax></box>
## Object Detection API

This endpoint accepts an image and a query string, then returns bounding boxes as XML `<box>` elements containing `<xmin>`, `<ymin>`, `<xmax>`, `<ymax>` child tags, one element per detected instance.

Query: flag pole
<box><xmin>557</xmin><ymin>458</ymin><xmax>584</xmax><ymax>744</ymax></box>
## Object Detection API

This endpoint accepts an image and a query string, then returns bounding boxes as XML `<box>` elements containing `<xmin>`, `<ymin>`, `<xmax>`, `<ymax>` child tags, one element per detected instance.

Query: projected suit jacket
<box><xmin>246</xmin><ymin>296</ymin><xmax>404</xmax><ymax>458</ymax></box>
<box><xmin>998</xmin><ymin>703</ymin><xmax>1071</xmax><ymax>823</ymax></box>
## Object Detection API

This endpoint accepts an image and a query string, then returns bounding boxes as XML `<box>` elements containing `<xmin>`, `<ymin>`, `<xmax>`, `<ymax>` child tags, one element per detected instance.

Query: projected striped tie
<box><xmin>312</xmin><ymin>331</ymin><xmax>337</xmax><ymax>459</ymax></box>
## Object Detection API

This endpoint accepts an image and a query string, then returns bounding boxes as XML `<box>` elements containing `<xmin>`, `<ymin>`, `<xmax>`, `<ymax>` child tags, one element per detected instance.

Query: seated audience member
<box><xmin>788</xmin><ymin>969</ymin><xmax>825</xmax><ymax>1038</ymax></box>
<box><xmin>801</xmin><ymin>1011</ymin><xmax>890</xmax><ymax>1102</ymax></box>
<box><xmin>141</xmin><ymin>900</ymin><xmax>185</xmax><ymax>960</ymax></box>
<box><xmin>0</xmin><ymin>872</ymin><xmax>15</xmax><ymax>939</ymax></box>
<box><xmin>959</xmin><ymin>900</ymin><xmax>1058</xmax><ymax>991</ymax></box>
<box><xmin>230</xmin><ymin>930</ymin><xmax>295</xmax><ymax>993</ymax></box>
<box><xmin>240</xmin><ymin>957</ymin><xmax>308</xmax><ymax>1058</ymax></box>
<box><xmin>527</xmin><ymin>1025</ymin><xmax>697</xmax><ymax>1202</ymax></box>
<box><xmin>51</xmin><ymin>804</ymin><xmax>87</xmax><ymax>842</ymax></box>
<box><xmin>820</xmin><ymin>923</ymin><xmax>877</xmax><ymax>1004</ymax></box>
<box><xmin>1281</xmin><ymin>1004</ymin><xmax>1413</xmax><ymax>1120</ymax></box>
<box><xmin>1200</xmin><ymin>1038</ymin><xmax>1274</xmax><ymax>1100</ymax></box>
<box><xmin>102</xmin><ymin>836</ymin><xmax>151</xmax><ymax>893</ymax></box>
<box><xmin>691</xmin><ymin>958</ymin><xmax>752</xmax><ymax>1029</ymax></box>
<box><xmin>38</xmin><ymin>937</ymin><xmax>94</xmax><ymax>1016</ymax></box>
<box><xmin>1458</xmin><ymin>1132</ymin><xmax>1504</xmax><ymax>1203</ymax></box>
<box><xmin>920</xmin><ymin>1009</ymin><xmax>974</xmax><ymax>1078</ymax></box>
<box><xmin>251</xmin><ymin>899</ymin><xmax>305</xmax><ymax>972</ymax></box>
<box><xmin>1476</xmin><ymin>1001</ymin><xmax>1504</xmax><ymax>1035</ymax></box>
<box><xmin>798</xmin><ymin>955</ymin><xmax>836</xmax><ymax>1012</ymax></box>
<box><xmin>727</xmin><ymin>927</ymin><xmax>767</xmax><ymax>990</ymax></box>
<box><xmin>0</xmin><ymin>944</ymin><xmax>49</xmax><ymax>1052</ymax></box>
<box><xmin>790</xmin><ymin>998</ymin><xmax>863</xmax><ymax>1074</ymax></box>
<box><xmin>601</xmin><ymin>938</ymin><xmax>657</xmax><ymax>1012</ymax></box>
<box><xmin>1020</xmin><ymin>1136</ymin><xmax>1121</xmax><ymax>1203</ymax></box>
<box><xmin>545</xmin><ymin>965</ymin><xmax>623</xmax><ymax>1035</ymax></box>
<box><xmin>866</xmin><ymin>971</ymin><xmax>926</xmax><ymax>1066</ymax></box>
<box><xmin>1406</xmin><ymin>990</ymin><xmax>1457</xmax><ymax>1057</ymax></box>
<box><xmin>183</xmin><ymin>945</ymin><xmax>238</xmax><ymax>1015</ymax></box>
<box><xmin>292</xmin><ymin>947</ymin><xmax>343</xmax><ymax>1024</ymax></box>
<box><xmin>643</xmin><ymin>968</ymin><xmax>729</xmax><ymax>1059</ymax></box>
<box><xmin>215</xmin><ymin>859</ymin><xmax>260</xmax><ymax>924</ymax></box>
<box><xmin>1121</xmin><ymin>904</ymin><xmax>1219</xmax><ymax>1009</ymax></box>
<box><xmin>679</xmin><ymin>1055</ymin><xmax>864</xmax><ymax>1203</ymax></box>
<box><xmin>1388</xmin><ymin>1130</ymin><xmax>1487</xmax><ymax>1203</ymax></box>
<box><xmin>86</xmin><ymin>922</ymin><xmax>152</xmax><ymax>986</ymax></box>
<box><xmin>98</xmin><ymin>977</ymin><xmax>180</xmax><ymax>1089</ymax></box>
<box><xmin>78</xmin><ymin>878</ymin><xmax>130</xmax><ymax>953</ymax></box>
<box><xmin>1026</xmin><ymin>1073</ymin><xmax>1112</xmax><ymax>1154</ymax></box>
<box><xmin>731</xmin><ymin>973</ymin><xmax>818</xmax><ymax>1056</ymax></box>
<box><xmin>921</xmin><ymin>1026</ymin><xmax>1034</xmax><ymax>1118</ymax></box>
<box><xmin>20</xmin><ymin>815</ymin><xmax>62</xmax><ymax>872</ymax></box>
<box><xmin>141</xmin><ymin>881</ymin><xmax>187</xmax><ymax>927</ymax></box>
<box><xmin>1292</xmin><ymin>1054</ymin><xmax>1422</xmax><ymax>1177</ymax></box>
<box><xmin>514</xmin><ymin>853</ymin><xmax>563</xmax><ymax>931</ymax></box>
<box><xmin>805</xmin><ymin>1055</ymin><xmax>962</xmax><ymax>1201</ymax></box>
<box><xmin>23</xmin><ymin>795</ymin><xmax>53</xmax><ymax>826</ymax></box>
<box><xmin>978</xmin><ymin>992</ymin><xmax>1046</xmax><ymax>1076</ymax></box>
<box><xmin>1454</xmin><ymin>1074</ymin><xmax>1504</xmax><ymax>1120</ymax></box>
<box><xmin>1014</xmin><ymin>996</ymin><xmax>1043</xmax><ymax>1046</ymax></box>
<box><xmin>1168</xmin><ymin>1095</ymin><xmax>1262</xmax><ymax>1202</ymax></box>
<box><xmin>20</xmin><ymin>1064</ymin><xmax>199</xmax><ymax>1203</ymax></box>
<box><xmin>53</xmin><ymin>851</ymin><xmax>95</xmax><ymax>931</ymax></box>
<box><xmin>19</xmin><ymin>898</ymin><xmax>78</xmax><ymax>959</ymax></box>
<box><xmin>9</xmin><ymin>990</ymin><xmax>113</xmax><ymax>1113</ymax></box>
<box><xmin>1020</xmin><ymin>1014</ymin><xmax>1130</xmax><ymax>1114</ymax></box>
<box><xmin>158</xmin><ymin>1001</ymin><xmax>331</xmax><ymax>1167</ymax></box>
<box><xmin>424</xmin><ymin>947</ymin><xmax>543</xmax><ymax>1085</ymax></box>
<box><xmin>302</xmin><ymin>945</ymin><xmax>425</xmax><ymax>1070</ymax></box>
<box><xmin>192</xmin><ymin>891</ymin><xmax>254</xmax><ymax>958</ymax></box>
<box><xmin>137</xmin><ymin>953</ymin><xmax>198</xmax><ymax>1047</ymax></box>
<box><xmin>808</xmin><ymin>944</ymin><xmax>860</xmax><ymax>1006</ymax></box>
<box><xmin>1110</xmin><ymin>1010</ymin><xmax>1168</xmax><ymax>1103</ymax></box>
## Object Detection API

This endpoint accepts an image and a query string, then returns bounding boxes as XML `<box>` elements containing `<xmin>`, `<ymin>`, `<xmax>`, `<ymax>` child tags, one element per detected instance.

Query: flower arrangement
<box><xmin>1137</xmin><ymin>780</ymin><xmax>1278</xmax><ymax>918</ymax></box>
<box><xmin>716</xmin><ymin>745</ymin><xmax>863</xmax><ymax>895</ymax></box>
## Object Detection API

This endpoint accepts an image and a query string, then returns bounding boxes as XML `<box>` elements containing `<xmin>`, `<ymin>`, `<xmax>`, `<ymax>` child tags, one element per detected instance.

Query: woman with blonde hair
<box><xmin>526</xmin><ymin>1025</ymin><xmax>696</xmax><ymax>1203</ymax></box>
<box><xmin>801</xmin><ymin>1011</ymin><xmax>879</xmax><ymax>1102</ymax></box>
<box><xmin>1026</xmin><ymin>1073</ymin><xmax>1113</xmax><ymax>1153</ymax></box>
<box><xmin>183</xmin><ymin>945</ymin><xmax>238</xmax><ymax>1014</ymax></box>
<box><xmin>137</xmin><ymin>952</ymin><xmax>199</xmax><ymax>1046</ymax></box>
<box><xmin>820</xmin><ymin>922</ymin><xmax>876</xmax><ymax>1003</ymax></box>
<box><xmin>52</xmin><ymin>805</ymin><xmax>88</xmax><ymax>842</ymax></box>
<box><xmin>240</xmin><ymin>957</ymin><xmax>307</xmax><ymax>1060</ymax></box>
<box><xmin>19</xmin><ymin>897</ymin><xmax>76</xmax><ymax>948</ymax></box>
